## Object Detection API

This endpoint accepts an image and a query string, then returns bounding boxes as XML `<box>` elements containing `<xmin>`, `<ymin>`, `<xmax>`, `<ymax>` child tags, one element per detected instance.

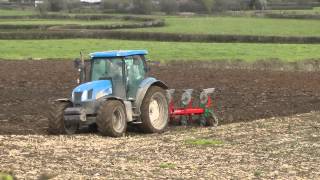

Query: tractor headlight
<box><xmin>96</xmin><ymin>87</ymin><xmax>112</xmax><ymax>99</ymax></box>
<box><xmin>81</xmin><ymin>90</ymin><xmax>88</xmax><ymax>101</ymax></box>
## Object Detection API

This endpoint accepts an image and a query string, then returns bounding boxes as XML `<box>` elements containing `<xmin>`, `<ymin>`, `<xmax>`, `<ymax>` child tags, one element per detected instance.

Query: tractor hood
<box><xmin>72</xmin><ymin>80</ymin><xmax>113</xmax><ymax>102</ymax></box>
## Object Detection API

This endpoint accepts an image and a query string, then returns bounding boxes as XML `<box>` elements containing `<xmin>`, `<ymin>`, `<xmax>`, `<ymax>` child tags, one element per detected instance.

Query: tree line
<box><xmin>22</xmin><ymin>0</ymin><xmax>319</xmax><ymax>14</ymax></box>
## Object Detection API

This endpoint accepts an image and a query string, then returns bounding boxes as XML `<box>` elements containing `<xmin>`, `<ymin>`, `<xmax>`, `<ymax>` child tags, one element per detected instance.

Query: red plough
<box><xmin>167</xmin><ymin>88</ymin><xmax>219</xmax><ymax>126</ymax></box>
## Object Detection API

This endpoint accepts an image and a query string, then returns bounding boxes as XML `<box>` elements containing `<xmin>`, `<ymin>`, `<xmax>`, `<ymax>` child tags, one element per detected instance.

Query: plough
<box><xmin>167</xmin><ymin>88</ymin><xmax>219</xmax><ymax>126</ymax></box>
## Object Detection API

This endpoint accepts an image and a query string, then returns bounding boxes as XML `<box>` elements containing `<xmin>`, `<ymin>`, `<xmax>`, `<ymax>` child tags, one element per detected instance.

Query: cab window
<box><xmin>125</xmin><ymin>55</ymin><xmax>145</xmax><ymax>98</ymax></box>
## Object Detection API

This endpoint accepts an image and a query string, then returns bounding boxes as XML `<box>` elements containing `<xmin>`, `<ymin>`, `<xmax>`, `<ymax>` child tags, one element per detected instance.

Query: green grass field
<box><xmin>129</xmin><ymin>16</ymin><xmax>320</xmax><ymax>37</ymax></box>
<box><xmin>1</xmin><ymin>9</ymin><xmax>320</xmax><ymax>37</ymax></box>
<box><xmin>0</xmin><ymin>39</ymin><xmax>319</xmax><ymax>61</ymax></box>
<box><xmin>0</xmin><ymin>9</ymin><xmax>35</xmax><ymax>16</ymax></box>
<box><xmin>0</xmin><ymin>9</ymin><xmax>319</xmax><ymax>62</ymax></box>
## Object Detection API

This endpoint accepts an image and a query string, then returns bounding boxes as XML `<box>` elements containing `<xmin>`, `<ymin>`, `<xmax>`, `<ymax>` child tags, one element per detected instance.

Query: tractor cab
<box><xmin>72</xmin><ymin>50</ymin><xmax>149</xmax><ymax>105</ymax></box>
<box><xmin>90</xmin><ymin>50</ymin><xmax>147</xmax><ymax>100</ymax></box>
<box><xmin>49</xmin><ymin>50</ymin><xmax>169</xmax><ymax>137</ymax></box>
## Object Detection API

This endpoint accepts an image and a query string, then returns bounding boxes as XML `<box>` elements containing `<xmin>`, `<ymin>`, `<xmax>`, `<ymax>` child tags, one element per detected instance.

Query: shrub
<box><xmin>51</xmin><ymin>0</ymin><xmax>66</xmax><ymax>11</ymax></box>
<box><xmin>250</xmin><ymin>0</ymin><xmax>268</xmax><ymax>10</ymax></box>
<box><xmin>101</xmin><ymin>0</ymin><xmax>132</xmax><ymax>13</ymax></box>
<box><xmin>214</xmin><ymin>0</ymin><xmax>245</xmax><ymax>11</ymax></box>
<box><xmin>159</xmin><ymin>0</ymin><xmax>179</xmax><ymax>15</ymax></box>
<box><xmin>198</xmin><ymin>0</ymin><xmax>215</xmax><ymax>13</ymax></box>
<box><xmin>179</xmin><ymin>0</ymin><xmax>203</xmax><ymax>12</ymax></box>
<box><xmin>66</xmin><ymin>0</ymin><xmax>81</xmax><ymax>13</ymax></box>
<box><xmin>132</xmin><ymin>0</ymin><xmax>153</xmax><ymax>14</ymax></box>
<box><xmin>36</xmin><ymin>1</ymin><xmax>49</xmax><ymax>15</ymax></box>
<box><xmin>101</xmin><ymin>0</ymin><xmax>119</xmax><ymax>11</ymax></box>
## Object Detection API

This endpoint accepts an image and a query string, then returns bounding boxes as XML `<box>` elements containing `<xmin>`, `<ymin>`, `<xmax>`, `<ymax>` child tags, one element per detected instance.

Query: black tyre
<box><xmin>96</xmin><ymin>100</ymin><xmax>127</xmax><ymax>137</ymax></box>
<box><xmin>206</xmin><ymin>111</ymin><xmax>219</xmax><ymax>127</ymax></box>
<box><xmin>140</xmin><ymin>86</ymin><xmax>169</xmax><ymax>133</ymax></box>
<box><xmin>48</xmin><ymin>101</ymin><xmax>78</xmax><ymax>135</ymax></box>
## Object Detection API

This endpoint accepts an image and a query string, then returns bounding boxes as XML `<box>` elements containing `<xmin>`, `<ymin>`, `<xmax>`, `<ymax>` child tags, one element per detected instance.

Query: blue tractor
<box><xmin>48</xmin><ymin>50</ymin><xmax>169</xmax><ymax>137</ymax></box>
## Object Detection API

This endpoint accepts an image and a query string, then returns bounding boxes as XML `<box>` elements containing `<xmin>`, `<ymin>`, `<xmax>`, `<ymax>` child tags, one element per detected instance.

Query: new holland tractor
<box><xmin>48</xmin><ymin>50</ymin><xmax>218</xmax><ymax>137</ymax></box>
<box><xmin>48</xmin><ymin>50</ymin><xmax>169</xmax><ymax>137</ymax></box>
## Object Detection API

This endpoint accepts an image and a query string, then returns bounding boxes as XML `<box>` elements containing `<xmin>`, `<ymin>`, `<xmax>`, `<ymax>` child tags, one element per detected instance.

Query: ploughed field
<box><xmin>1</xmin><ymin>112</ymin><xmax>320</xmax><ymax>179</ymax></box>
<box><xmin>0</xmin><ymin>60</ymin><xmax>320</xmax><ymax>135</ymax></box>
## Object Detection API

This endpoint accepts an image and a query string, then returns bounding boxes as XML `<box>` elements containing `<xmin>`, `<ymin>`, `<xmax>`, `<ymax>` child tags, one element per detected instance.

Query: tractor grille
<box><xmin>74</xmin><ymin>92</ymin><xmax>82</xmax><ymax>103</ymax></box>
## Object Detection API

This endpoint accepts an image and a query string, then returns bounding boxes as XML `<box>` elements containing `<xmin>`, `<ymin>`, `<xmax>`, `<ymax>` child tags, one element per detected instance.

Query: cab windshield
<box><xmin>91</xmin><ymin>58</ymin><xmax>123</xmax><ymax>81</ymax></box>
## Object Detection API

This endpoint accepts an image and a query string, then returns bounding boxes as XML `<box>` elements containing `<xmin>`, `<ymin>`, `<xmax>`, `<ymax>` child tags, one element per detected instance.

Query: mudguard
<box><xmin>134</xmin><ymin>77</ymin><xmax>168</xmax><ymax>115</ymax></box>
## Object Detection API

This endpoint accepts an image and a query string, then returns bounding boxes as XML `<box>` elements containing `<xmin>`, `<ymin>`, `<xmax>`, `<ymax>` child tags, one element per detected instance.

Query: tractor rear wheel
<box><xmin>140</xmin><ymin>86</ymin><xmax>169</xmax><ymax>133</ymax></box>
<box><xmin>48</xmin><ymin>101</ymin><xmax>78</xmax><ymax>135</ymax></box>
<box><xmin>96</xmin><ymin>100</ymin><xmax>127</xmax><ymax>137</ymax></box>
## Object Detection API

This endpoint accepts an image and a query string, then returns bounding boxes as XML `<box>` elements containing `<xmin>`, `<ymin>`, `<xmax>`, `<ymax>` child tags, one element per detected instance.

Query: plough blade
<box><xmin>166</xmin><ymin>89</ymin><xmax>175</xmax><ymax>102</ymax></box>
<box><xmin>200</xmin><ymin>88</ymin><xmax>215</xmax><ymax>105</ymax></box>
<box><xmin>181</xmin><ymin>89</ymin><xmax>194</xmax><ymax>106</ymax></box>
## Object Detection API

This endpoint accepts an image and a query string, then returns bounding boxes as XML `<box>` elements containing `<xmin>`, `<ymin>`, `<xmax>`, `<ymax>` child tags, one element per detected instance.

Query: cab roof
<box><xmin>90</xmin><ymin>50</ymin><xmax>148</xmax><ymax>59</ymax></box>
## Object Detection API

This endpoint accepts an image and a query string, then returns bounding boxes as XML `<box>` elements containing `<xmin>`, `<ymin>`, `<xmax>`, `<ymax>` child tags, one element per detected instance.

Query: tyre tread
<box><xmin>48</xmin><ymin>101</ymin><xmax>70</xmax><ymax>135</ymax></box>
<box><xmin>140</xmin><ymin>86</ymin><xmax>168</xmax><ymax>133</ymax></box>
<box><xmin>96</xmin><ymin>100</ymin><xmax>127</xmax><ymax>137</ymax></box>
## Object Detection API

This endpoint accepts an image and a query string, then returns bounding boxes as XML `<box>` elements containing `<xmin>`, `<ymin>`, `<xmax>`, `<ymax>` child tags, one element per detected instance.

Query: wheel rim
<box><xmin>149</xmin><ymin>100</ymin><xmax>160</xmax><ymax>121</ymax></box>
<box><xmin>148</xmin><ymin>92</ymin><xmax>168</xmax><ymax>130</ymax></box>
<box><xmin>112</xmin><ymin>106</ymin><xmax>125</xmax><ymax>133</ymax></box>
<box><xmin>209</xmin><ymin>112</ymin><xmax>219</xmax><ymax>127</ymax></box>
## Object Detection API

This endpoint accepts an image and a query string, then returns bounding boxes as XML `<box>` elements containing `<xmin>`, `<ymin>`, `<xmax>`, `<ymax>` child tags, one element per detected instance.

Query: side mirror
<box><xmin>74</xmin><ymin>58</ymin><xmax>81</xmax><ymax>69</ymax></box>
<box><xmin>146</xmin><ymin>59</ymin><xmax>160</xmax><ymax>65</ymax></box>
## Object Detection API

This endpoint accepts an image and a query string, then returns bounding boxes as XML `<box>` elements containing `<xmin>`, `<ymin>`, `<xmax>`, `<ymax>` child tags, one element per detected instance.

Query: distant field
<box><xmin>129</xmin><ymin>16</ymin><xmax>320</xmax><ymax>37</ymax></box>
<box><xmin>269</xmin><ymin>7</ymin><xmax>320</xmax><ymax>15</ymax></box>
<box><xmin>0</xmin><ymin>18</ymin><xmax>131</xmax><ymax>25</ymax></box>
<box><xmin>0</xmin><ymin>9</ymin><xmax>35</xmax><ymax>16</ymax></box>
<box><xmin>0</xmin><ymin>39</ymin><xmax>319</xmax><ymax>61</ymax></box>
<box><xmin>231</xmin><ymin>7</ymin><xmax>320</xmax><ymax>15</ymax></box>
<box><xmin>1</xmin><ymin>9</ymin><xmax>320</xmax><ymax>37</ymax></box>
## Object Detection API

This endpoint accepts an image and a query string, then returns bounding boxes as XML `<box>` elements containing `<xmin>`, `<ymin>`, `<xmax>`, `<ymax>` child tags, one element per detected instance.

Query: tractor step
<box><xmin>130</xmin><ymin>121</ymin><xmax>142</xmax><ymax>124</ymax></box>
<box><xmin>128</xmin><ymin>97</ymin><xmax>135</xmax><ymax>102</ymax></box>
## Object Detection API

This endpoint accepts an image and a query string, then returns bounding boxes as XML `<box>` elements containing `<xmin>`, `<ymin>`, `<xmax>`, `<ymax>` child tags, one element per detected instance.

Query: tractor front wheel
<box><xmin>48</xmin><ymin>101</ymin><xmax>78</xmax><ymax>135</ymax></box>
<box><xmin>140</xmin><ymin>86</ymin><xmax>169</xmax><ymax>133</ymax></box>
<box><xmin>96</xmin><ymin>100</ymin><xmax>127</xmax><ymax>137</ymax></box>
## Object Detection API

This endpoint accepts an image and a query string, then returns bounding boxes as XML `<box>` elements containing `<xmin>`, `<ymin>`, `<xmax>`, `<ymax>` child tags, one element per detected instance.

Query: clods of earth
<box><xmin>0</xmin><ymin>112</ymin><xmax>319</xmax><ymax>179</ymax></box>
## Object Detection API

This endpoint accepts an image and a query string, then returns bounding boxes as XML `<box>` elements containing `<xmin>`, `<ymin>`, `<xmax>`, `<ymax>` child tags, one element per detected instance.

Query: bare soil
<box><xmin>0</xmin><ymin>60</ymin><xmax>320</xmax><ymax>134</ymax></box>
<box><xmin>0</xmin><ymin>112</ymin><xmax>319</xmax><ymax>179</ymax></box>
<box><xmin>0</xmin><ymin>60</ymin><xmax>320</xmax><ymax>179</ymax></box>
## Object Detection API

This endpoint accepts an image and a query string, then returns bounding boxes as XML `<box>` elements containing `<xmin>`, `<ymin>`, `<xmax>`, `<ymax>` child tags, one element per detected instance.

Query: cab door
<box><xmin>124</xmin><ymin>55</ymin><xmax>146</xmax><ymax>99</ymax></box>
